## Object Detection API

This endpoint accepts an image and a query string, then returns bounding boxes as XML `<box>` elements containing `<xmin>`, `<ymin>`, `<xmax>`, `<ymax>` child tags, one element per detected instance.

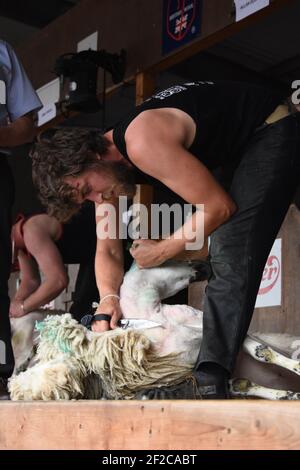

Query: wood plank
<box><xmin>16</xmin><ymin>0</ymin><xmax>232</xmax><ymax>89</ymax></box>
<box><xmin>132</xmin><ymin>184</ymin><xmax>154</xmax><ymax>238</ymax></box>
<box><xmin>188</xmin><ymin>278</ymin><xmax>207</xmax><ymax>311</ymax></box>
<box><xmin>32</xmin><ymin>0</ymin><xmax>292</xmax><ymax>132</ymax></box>
<box><xmin>148</xmin><ymin>0</ymin><xmax>293</xmax><ymax>74</ymax></box>
<box><xmin>0</xmin><ymin>401</ymin><xmax>300</xmax><ymax>450</ymax></box>
<box><xmin>189</xmin><ymin>204</ymin><xmax>300</xmax><ymax>334</ymax></box>
<box><xmin>136</xmin><ymin>72</ymin><xmax>156</xmax><ymax>105</ymax></box>
<box><xmin>17</xmin><ymin>0</ymin><xmax>292</xmax><ymax>90</ymax></box>
<box><xmin>250</xmin><ymin>204</ymin><xmax>300</xmax><ymax>334</ymax></box>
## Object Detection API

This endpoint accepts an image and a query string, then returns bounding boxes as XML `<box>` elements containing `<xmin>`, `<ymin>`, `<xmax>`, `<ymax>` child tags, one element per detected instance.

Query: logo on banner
<box><xmin>162</xmin><ymin>0</ymin><xmax>202</xmax><ymax>55</ymax></box>
<box><xmin>258</xmin><ymin>255</ymin><xmax>280</xmax><ymax>295</ymax></box>
<box><xmin>255</xmin><ymin>238</ymin><xmax>282</xmax><ymax>309</ymax></box>
<box><xmin>167</xmin><ymin>0</ymin><xmax>197</xmax><ymax>41</ymax></box>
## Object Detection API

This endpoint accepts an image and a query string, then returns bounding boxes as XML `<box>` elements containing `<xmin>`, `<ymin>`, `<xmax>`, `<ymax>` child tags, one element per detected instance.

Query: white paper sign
<box><xmin>37</xmin><ymin>103</ymin><xmax>56</xmax><ymax>127</ymax></box>
<box><xmin>37</xmin><ymin>78</ymin><xmax>60</xmax><ymax>107</ymax></box>
<box><xmin>255</xmin><ymin>238</ymin><xmax>282</xmax><ymax>309</ymax></box>
<box><xmin>77</xmin><ymin>31</ymin><xmax>98</xmax><ymax>52</ymax></box>
<box><xmin>0</xmin><ymin>80</ymin><xmax>6</xmax><ymax>104</ymax></box>
<box><xmin>234</xmin><ymin>0</ymin><xmax>270</xmax><ymax>22</ymax></box>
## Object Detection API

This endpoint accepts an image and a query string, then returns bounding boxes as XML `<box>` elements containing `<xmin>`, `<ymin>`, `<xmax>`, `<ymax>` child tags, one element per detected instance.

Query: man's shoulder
<box><xmin>0</xmin><ymin>40</ymin><xmax>10</xmax><ymax>70</ymax></box>
<box><xmin>126</xmin><ymin>108</ymin><xmax>174</xmax><ymax>135</ymax></box>
<box><xmin>125</xmin><ymin>108</ymin><xmax>187</xmax><ymax>148</ymax></box>
<box><xmin>0</xmin><ymin>39</ymin><xmax>13</xmax><ymax>60</ymax></box>
<box><xmin>125</xmin><ymin>110</ymin><xmax>155</xmax><ymax>139</ymax></box>
<box><xmin>0</xmin><ymin>39</ymin><xmax>9</xmax><ymax>50</ymax></box>
<box><xmin>0</xmin><ymin>40</ymin><xmax>17</xmax><ymax>77</ymax></box>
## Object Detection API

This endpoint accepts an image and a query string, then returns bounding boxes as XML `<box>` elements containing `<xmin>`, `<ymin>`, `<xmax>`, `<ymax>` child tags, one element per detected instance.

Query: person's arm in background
<box><xmin>12</xmin><ymin>250</ymin><xmax>41</xmax><ymax>302</ymax></box>
<box><xmin>9</xmin><ymin>229</ymin><xmax>68</xmax><ymax>318</ymax></box>
<box><xmin>93</xmin><ymin>199</ymin><xmax>125</xmax><ymax>332</ymax></box>
<box><xmin>0</xmin><ymin>40</ymin><xmax>42</xmax><ymax>147</ymax></box>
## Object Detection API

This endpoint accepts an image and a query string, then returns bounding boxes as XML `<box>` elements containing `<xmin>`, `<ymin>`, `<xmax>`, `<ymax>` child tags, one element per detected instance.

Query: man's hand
<box><xmin>9</xmin><ymin>300</ymin><xmax>27</xmax><ymax>318</ymax></box>
<box><xmin>91</xmin><ymin>297</ymin><xmax>122</xmax><ymax>333</ymax></box>
<box><xmin>129</xmin><ymin>239</ymin><xmax>166</xmax><ymax>268</ymax></box>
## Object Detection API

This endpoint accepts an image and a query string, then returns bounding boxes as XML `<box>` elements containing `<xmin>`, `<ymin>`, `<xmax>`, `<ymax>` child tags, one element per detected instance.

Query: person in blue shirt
<box><xmin>0</xmin><ymin>40</ymin><xmax>42</xmax><ymax>398</ymax></box>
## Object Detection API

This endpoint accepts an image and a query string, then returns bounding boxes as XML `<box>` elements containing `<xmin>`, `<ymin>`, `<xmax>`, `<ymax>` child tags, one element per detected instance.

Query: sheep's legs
<box><xmin>121</xmin><ymin>260</ymin><xmax>208</xmax><ymax>314</ymax></box>
<box><xmin>230</xmin><ymin>378</ymin><xmax>300</xmax><ymax>400</ymax></box>
<box><xmin>243</xmin><ymin>336</ymin><xmax>300</xmax><ymax>376</ymax></box>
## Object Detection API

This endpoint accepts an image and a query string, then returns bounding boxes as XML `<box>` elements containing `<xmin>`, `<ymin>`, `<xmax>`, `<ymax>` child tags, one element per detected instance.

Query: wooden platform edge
<box><xmin>0</xmin><ymin>400</ymin><xmax>300</xmax><ymax>450</ymax></box>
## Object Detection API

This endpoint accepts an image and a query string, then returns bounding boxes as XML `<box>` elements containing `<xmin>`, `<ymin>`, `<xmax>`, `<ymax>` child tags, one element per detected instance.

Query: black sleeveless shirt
<box><xmin>113</xmin><ymin>80</ymin><xmax>284</xmax><ymax>188</ymax></box>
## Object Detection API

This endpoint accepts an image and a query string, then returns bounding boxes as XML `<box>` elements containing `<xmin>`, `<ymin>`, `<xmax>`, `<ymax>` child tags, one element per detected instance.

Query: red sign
<box><xmin>258</xmin><ymin>255</ymin><xmax>280</xmax><ymax>295</ymax></box>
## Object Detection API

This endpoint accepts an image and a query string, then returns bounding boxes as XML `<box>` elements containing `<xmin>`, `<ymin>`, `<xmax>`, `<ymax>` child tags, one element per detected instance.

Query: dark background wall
<box><xmin>6</xmin><ymin>0</ymin><xmax>299</xmax><ymax>217</ymax></box>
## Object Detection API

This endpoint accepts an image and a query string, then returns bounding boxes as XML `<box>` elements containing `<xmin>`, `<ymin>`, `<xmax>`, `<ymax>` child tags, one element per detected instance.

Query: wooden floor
<box><xmin>0</xmin><ymin>400</ymin><xmax>300</xmax><ymax>450</ymax></box>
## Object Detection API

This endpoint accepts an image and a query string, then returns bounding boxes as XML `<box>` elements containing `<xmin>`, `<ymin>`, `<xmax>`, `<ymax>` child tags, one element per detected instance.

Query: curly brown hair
<box><xmin>31</xmin><ymin>127</ymin><xmax>136</xmax><ymax>221</ymax></box>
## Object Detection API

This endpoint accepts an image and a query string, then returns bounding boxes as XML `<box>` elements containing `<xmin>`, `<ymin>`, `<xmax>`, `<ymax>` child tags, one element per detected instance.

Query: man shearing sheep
<box><xmin>31</xmin><ymin>80</ymin><xmax>300</xmax><ymax>399</ymax></box>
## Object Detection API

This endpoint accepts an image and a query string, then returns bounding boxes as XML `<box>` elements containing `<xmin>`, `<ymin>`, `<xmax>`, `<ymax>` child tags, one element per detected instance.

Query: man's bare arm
<box><xmin>95</xmin><ymin>245</ymin><xmax>124</xmax><ymax>298</ymax></box>
<box><xmin>126</xmin><ymin>114</ymin><xmax>236</xmax><ymax>261</ymax></box>
<box><xmin>94</xmin><ymin>200</ymin><xmax>125</xmax><ymax>331</ymax></box>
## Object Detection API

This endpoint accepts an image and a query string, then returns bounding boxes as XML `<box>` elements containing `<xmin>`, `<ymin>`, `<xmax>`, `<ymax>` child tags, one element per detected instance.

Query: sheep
<box><xmin>9</xmin><ymin>261</ymin><xmax>300</xmax><ymax>400</ymax></box>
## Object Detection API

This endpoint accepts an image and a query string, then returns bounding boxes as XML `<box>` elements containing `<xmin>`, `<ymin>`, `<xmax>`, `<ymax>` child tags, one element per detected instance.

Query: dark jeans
<box><xmin>0</xmin><ymin>157</ymin><xmax>15</xmax><ymax>378</ymax></box>
<box><xmin>196</xmin><ymin>114</ymin><xmax>300</xmax><ymax>373</ymax></box>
